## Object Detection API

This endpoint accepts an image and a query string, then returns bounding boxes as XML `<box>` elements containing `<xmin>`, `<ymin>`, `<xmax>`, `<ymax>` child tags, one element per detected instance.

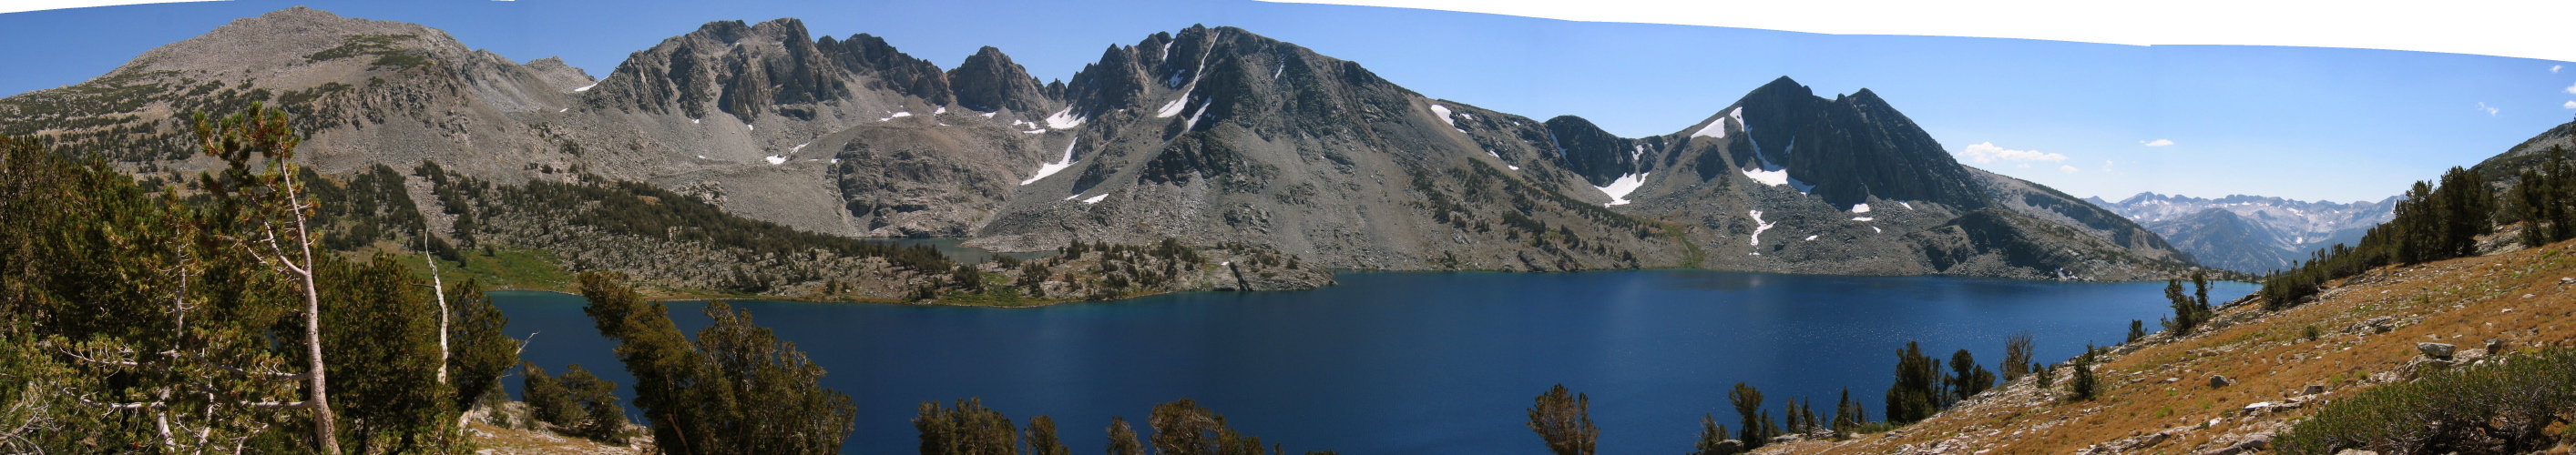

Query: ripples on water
<box><xmin>496</xmin><ymin>270</ymin><xmax>2254</xmax><ymax>455</ymax></box>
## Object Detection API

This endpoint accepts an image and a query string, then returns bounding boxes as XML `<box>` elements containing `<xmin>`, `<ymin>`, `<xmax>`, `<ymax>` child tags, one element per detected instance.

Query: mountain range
<box><xmin>0</xmin><ymin>7</ymin><xmax>2202</xmax><ymax>286</ymax></box>
<box><xmin>2086</xmin><ymin>193</ymin><xmax>2397</xmax><ymax>273</ymax></box>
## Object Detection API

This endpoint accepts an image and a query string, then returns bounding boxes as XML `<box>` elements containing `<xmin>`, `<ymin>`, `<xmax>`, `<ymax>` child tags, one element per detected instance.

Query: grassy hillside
<box><xmin>1763</xmin><ymin>233</ymin><xmax>2576</xmax><ymax>454</ymax></box>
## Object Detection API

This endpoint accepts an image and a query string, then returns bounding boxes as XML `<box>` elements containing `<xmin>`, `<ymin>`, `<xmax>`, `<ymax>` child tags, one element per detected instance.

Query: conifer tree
<box><xmin>579</xmin><ymin>272</ymin><xmax>856</xmax><ymax>454</ymax></box>
<box><xmin>559</xmin><ymin>365</ymin><xmax>627</xmax><ymax>442</ymax></box>
<box><xmin>1107</xmin><ymin>417</ymin><xmax>1144</xmax><ymax>455</ymax></box>
<box><xmin>1729</xmin><ymin>382</ymin><xmax>1766</xmax><ymax>447</ymax></box>
<box><xmin>2126</xmin><ymin>319</ymin><xmax>2145</xmax><ymax>344</ymax></box>
<box><xmin>1027</xmin><ymin>416</ymin><xmax>1071</xmax><ymax>455</ymax></box>
<box><xmin>1885</xmin><ymin>341</ymin><xmax>1946</xmax><ymax>424</ymax></box>
<box><xmin>447</xmin><ymin>278</ymin><xmax>519</xmax><ymax>419</ymax></box>
<box><xmin>1949</xmin><ymin>349</ymin><xmax>1996</xmax><ymax>400</ymax></box>
<box><xmin>1528</xmin><ymin>385</ymin><xmax>1598</xmax><ymax>455</ymax></box>
<box><xmin>2001</xmin><ymin>332</ymin><xmax>2033</xmax><ymax>381</ymax></box>
<box><xmin>522</xmin><ymin>363</ymin><xmax>580</xmax><ymax>428</ymax></box>
<box><xmin>1691</xmin><ymin>414</ymin><xmax>1735</xmax><ymax>455</ymax></box>
<box><xmin>2068</xmin><ymin>343</ymin><xmax>2101</xmax><ymax>401</ymax></box>
<box><xmin>1831</xmin><ymin>389</ymin><xmax>1864</xmax><ymax>435</ymax></box>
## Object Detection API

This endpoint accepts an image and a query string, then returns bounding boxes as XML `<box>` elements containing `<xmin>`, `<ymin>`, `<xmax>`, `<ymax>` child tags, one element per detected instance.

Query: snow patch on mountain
<box><xmin>1692</xmin><ymin>106</ymin><xmax>1746</xmax><ymax>138</ymax></box>
<box><xmin>1429</xmin><ymin>104</ymin><xmax>1465</xmax><ymax>133</ymax></box>
<box><xmin>1046</xmin><ymin>107</ymin><xmax>1086</xmax><ymax>128</ymax></box>
<box><xmin>1596</xmin><ymin>172</ymin><xmax>1649</xmax><ymax>206</ymax></box>
<box><xmin>1181</xmin><ymin>98</ymin><xmax>1214</xmax><ymax>130</ymax></box>
<box><xmin>1021</xmin><ymin>138</ymin><xmax>1079</xmax><ymax>186</ymax></box>
<box><xmin>1749</xmin><ymin>209</ymin><xmax>1778</xmax><ymax>248</ymax></box>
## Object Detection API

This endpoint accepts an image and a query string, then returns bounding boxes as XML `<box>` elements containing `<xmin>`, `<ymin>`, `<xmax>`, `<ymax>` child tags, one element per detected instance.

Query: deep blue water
<box><xmin>496</xmin><ymin>270</ymin><xmax>2254</xmax><ymax>455</ymax></box>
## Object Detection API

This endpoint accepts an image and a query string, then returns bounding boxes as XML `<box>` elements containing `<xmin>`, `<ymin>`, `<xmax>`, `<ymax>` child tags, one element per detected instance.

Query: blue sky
<box><xmin>3</xmin><ymin>0</ymin><xmax>2571</xmax><ymax>203</ymax></box>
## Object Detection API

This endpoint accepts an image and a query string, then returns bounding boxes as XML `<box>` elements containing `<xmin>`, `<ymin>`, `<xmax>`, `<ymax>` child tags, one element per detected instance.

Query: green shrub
<box><xmin>2274</xmin><ymin>347</ymin><xmax>2576</xmax><ymax>454</ymax></box>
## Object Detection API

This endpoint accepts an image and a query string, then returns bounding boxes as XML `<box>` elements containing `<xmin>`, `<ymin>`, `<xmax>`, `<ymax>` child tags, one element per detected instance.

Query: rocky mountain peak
<box><xmin>1719</xmin><ymin>76</ymin><xmax>1985</xmax><ymax>210</ymax></box>
<box><xmin>948</xmin><ymin>46</ymin><xmax>1049</xmax><ymax>115</ymax></box>
<box><xmin>1546</xmin><ymin>115</ymin><xmax>1655</xmax><ymax>187</ymax></box>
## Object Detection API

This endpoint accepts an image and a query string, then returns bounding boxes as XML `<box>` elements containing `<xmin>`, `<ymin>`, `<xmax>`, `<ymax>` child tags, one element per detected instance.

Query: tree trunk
<box><xmin>287</xmin><ymin>171</ymin><xmax>341</xmax><ymax>454</ymax></box>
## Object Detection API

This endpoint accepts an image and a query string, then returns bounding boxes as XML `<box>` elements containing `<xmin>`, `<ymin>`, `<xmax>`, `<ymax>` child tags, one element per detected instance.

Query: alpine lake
<box><xmin>496</xmin><ymin>241</ymin><xmax>2254</xmax><ymax>455</ymax></box>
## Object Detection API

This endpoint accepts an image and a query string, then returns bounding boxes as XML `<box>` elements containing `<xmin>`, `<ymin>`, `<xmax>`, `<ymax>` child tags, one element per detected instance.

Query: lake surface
<box><xmin>496</xmin><ymin>270</ymin><xmax>2254</xmax><ymax>455</ymax></box>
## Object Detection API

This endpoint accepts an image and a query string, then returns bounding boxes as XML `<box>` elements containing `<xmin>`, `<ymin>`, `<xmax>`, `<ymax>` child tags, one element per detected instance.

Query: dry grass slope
<box><xmin>1761</xmin><ymin>236</ymin><xmax>2576</xmax><ymax>455</ymax></box>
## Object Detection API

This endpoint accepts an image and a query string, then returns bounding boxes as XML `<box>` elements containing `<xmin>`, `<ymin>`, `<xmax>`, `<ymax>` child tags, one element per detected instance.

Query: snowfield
<box><xmin>1046</xmin><ymin>107</ymin><xmax>1086</xmax><ymax>129</ymax></box>
<box><xmin>1595</xmin><ymin>173</ymin><xmax>1649</xmax><ymax>207</ymax></box>
<box><xmin>1749</xmin><ymin>209</ymin><xmax>1778</xmax><ymax>248</ymax></box>
<box><xmin>1020</xmin><ymin>138</ymin><xmax>1079</xmax><ymax>186</ymax></box>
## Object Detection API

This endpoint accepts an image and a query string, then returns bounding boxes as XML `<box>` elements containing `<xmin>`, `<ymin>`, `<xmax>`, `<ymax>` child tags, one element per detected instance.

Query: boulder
<box><xmin>2417</xmin><ymin>342</ymin><xmax>2457</xmax><ymax>359</ymax></box>
<box><xmin>2334</xmin><ymin>450</ymin><xmax>2381</xmax><ymax>455</ymax></box>
<box><xmin>2485</xmin><ymin>339</ymin><xmax>2507</xmax><ymax>353</ymax></box>
<box><xmin>1707</xmin><ymin>440</ymin><xmax>1744</xmax><ymax>453</ymax></box>
<box><xmin>2301</xmin><ymin>384</ymin><xmax>2326</xmax><ymax>395</ymax></box>
<box><xmin>2208</xmin><ymin>375</ymin><xmax>2233</xmax><ymax>388</ymax></box>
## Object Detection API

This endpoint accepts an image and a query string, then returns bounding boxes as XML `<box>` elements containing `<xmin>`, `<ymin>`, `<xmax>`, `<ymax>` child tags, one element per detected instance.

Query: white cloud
<box><xmin>2103</xmin><ymin>160</ymin><xmax>2118</xmax><ymax>173</ymax></box>
<box><xmin>2565</xmin><ymin>100</ymin><xmax>2576</xmax><ymax>109</ymax></box>
<box><xmin>2566</xmin><ymin>82</ymin><xmax>2576</xmax><ymax>95</ymax></box>
<box><xmin>2557</xmin><ymin>65</ymin><xmax>2566</xmax><ymax>73</ymax></box>
<box><xmin>1958</xmin><ymin>142</ymin><xmax>2068</xmax><ymax>164</ymax></box>
<box><xmin>2478</xmin><ymin>102</ymin><xmax>2500</xmax><ymax>116</ymax></box>
<box><xmin>2059</xmin><ymin>165</ymin><xmax>2080</xmax><ymax>174</ymax></box>
<box><xmin>2141</xmin><ymin>139</ymin><xmax>2173</xmax><ymax>147</ymax></box>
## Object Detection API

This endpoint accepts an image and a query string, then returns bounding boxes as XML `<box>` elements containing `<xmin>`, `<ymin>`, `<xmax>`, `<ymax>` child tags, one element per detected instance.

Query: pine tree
<box><xmin>523</xmin><ymin>363</ymin><xmax>580</xmax><ymax>428</ymax></box>
<box><xmin>2068</xmin><ymin>343</ymin><xmax>2101</xmax><ymax>401</ymax></box>
<box><xmin>1528</xmin><ymin>385</ymin><xmax>1598</xmax><ymax>455</ymax></box>
<box><xmin>1729</xmin><ymin>382</ymin><xmax>1766</xmax><ymax>447</ymax></box>
<box><xmin>1691</xmin><ymin>414</ymin><xmax>1736</xmax><ymax>455</ymax></box>
<box><xmin>559</xmin><ymin>365</ymin><xmax>627</xmax><ymax>442</ymax></box>
<box><xmin>1831</xmin><ymin>389</ymin><xmax>1864</xmax><ymax>436</ymax></box>
<box><xmin>2126</xmin><ymin>319</ymin><xmax>2145</xmax><ymax>344</ymax></box>
<box><xmin>1107</xmin><ymin>417</ymin><xmax>1144</xmax><ymax>455</ymax></box>
<box><xmin>1885</xmin><ymin>341</ymin><xmax>1946</xmax><ymax>423</ymax></box>
<box><xmin>2001</xmin><ymin>332</ymin><xmax>2034</xmax><ymax>381</ymax></box>
<box><xmin>579</xmin><ymin>272</ymin><xmax>856</xmax><ymax>454</ymax></box>
<box><xmin>915</xmin><ymin>398</ymin><xmax>1018</xmax><ymax>455</ymax></box>
<box><xmin>1949</xmin><ymin>349</ymin><xmax>1996</xmax><ymax>400</ymax></box>
<box><xmin>1027</xmin><ymin>415</ymin><xmax>1071</xmax><ymax>455</ymax></box>
<box><xmin>446</xmin><ymin>278</ymin><xmax>518</xmax><ymax>417</ymax></box>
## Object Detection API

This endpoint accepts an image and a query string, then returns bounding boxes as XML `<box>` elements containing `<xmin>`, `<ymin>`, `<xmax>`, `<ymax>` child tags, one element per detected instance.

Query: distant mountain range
<box><xmin>0</xmin><ymin>7</ymin><xmax>2202</xmax><ymax>282</ymax></box>
<box><xmin>2086</xmin><ymin>193</ymin><xmax>2397</xmax><ymax>273</ymax></box>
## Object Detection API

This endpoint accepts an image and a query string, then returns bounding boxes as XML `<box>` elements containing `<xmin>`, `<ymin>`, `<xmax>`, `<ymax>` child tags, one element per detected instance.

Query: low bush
<box><xmin>2274</xmin><ymin>347</ymin><xmax>2576</xmax><ymax>454</ymax></box>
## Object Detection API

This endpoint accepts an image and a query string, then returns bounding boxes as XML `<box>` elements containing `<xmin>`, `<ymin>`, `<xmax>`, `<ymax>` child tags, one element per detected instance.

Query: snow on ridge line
<box><xmin>1852</xmin><ymin>203</ymin><xmax>1872</xmax><ymax>213</ymax></box>
<box><xmin>1081</xmin><ymin>193</ymin><xmax>1109</xmax><ymax>204</ymax></box>
<box><xmin>573</xmin><ymin>82</ymin><xmax>598</xmax><ymax>92</ymax></box>
<box><xmin>1690</xmin><ymin>106</ymin><xmax>1745</xmax><ymax>139</ymax></box>
<box><xmin>1020</xmin><ymin>138</ymin><xmax>1079</xmax><ymax>186</ymax></box>
<box><xmin>764</xmin><ymin>156</ymin><xmax>787</xmax><ymax>165</ymax></box>
<box><xmin>1852</xmin><ymin>217</ymin><xmax>1875</xmax><ymax>221</ymax></box>
<box><xmin>1430</xmin><ymin>105</ymin><xmax>1457</xmax><ymax>127</ymax></box>
<box><xmin>1596</xmin><ymin>172</ymin><xmax>1649</xmax><ymax>207</ymax></box>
